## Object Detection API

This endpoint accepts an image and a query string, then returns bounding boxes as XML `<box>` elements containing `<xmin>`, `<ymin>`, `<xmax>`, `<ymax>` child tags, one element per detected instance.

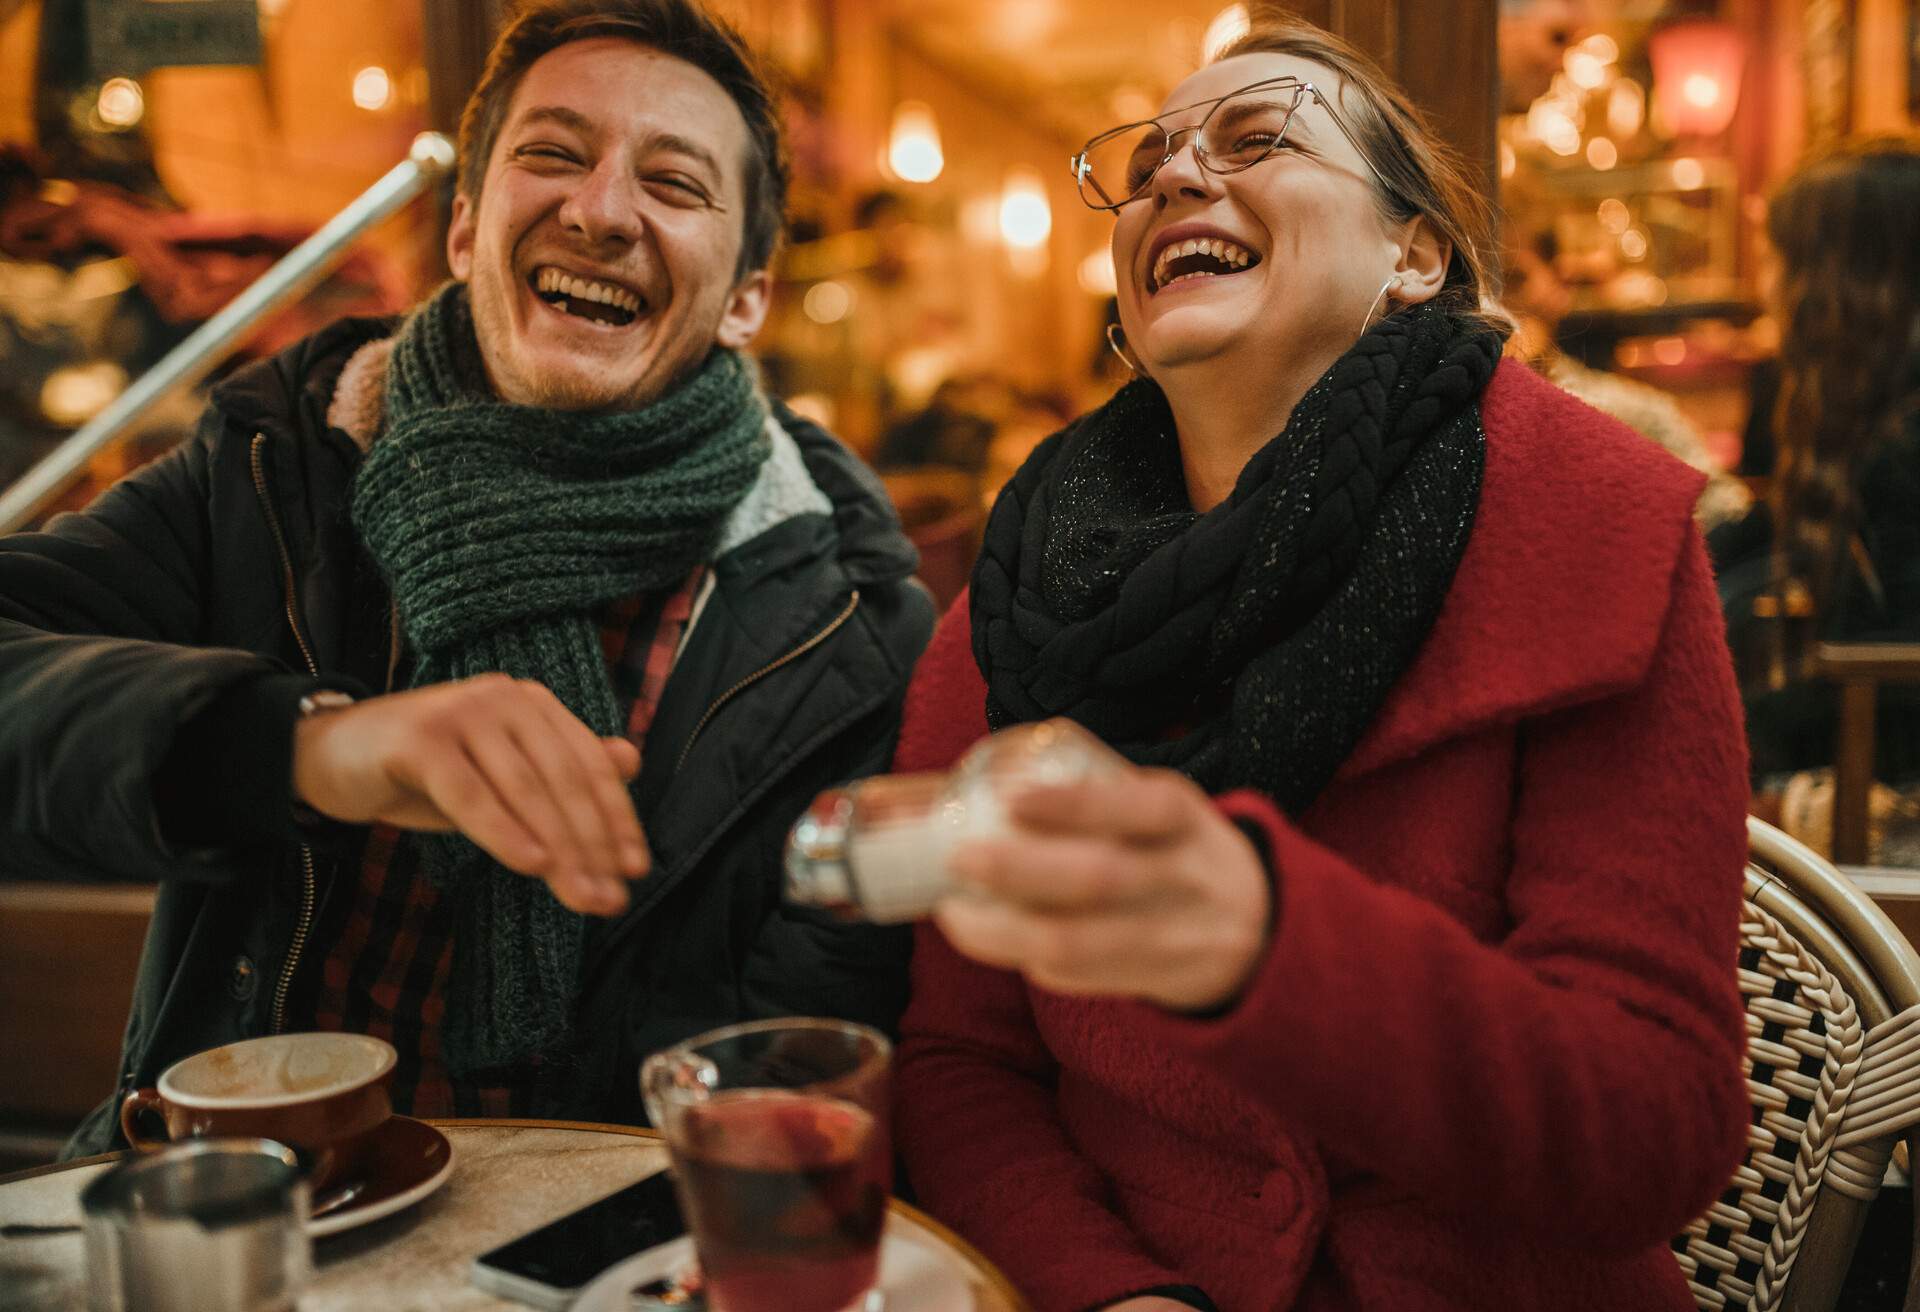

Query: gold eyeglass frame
<box><xmin>1069</xmin><ymin>76</ymin><xmax>1391</xmax><ymax>212</ymax></box>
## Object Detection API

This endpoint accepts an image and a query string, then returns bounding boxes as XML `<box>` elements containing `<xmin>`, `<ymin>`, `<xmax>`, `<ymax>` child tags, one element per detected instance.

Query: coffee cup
<box><xmin>120</xmin><ymin>1033</ymin><xmax>395</xmax><ymax>1192</ymax></box>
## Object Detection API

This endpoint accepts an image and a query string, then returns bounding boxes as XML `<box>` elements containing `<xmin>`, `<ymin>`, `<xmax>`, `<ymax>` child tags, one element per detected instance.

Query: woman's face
<box><xmin>1111</xmin><ymin>52</ymin><xmax>1407</xmax><ymax>379</ymax></box>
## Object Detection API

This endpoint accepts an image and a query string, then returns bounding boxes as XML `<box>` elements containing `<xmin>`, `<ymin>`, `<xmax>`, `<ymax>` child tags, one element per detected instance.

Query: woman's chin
<box><xmin>1139</xmin><ymin>325</ymin><xmax>1251</xmax><ymax>372</ymax></box>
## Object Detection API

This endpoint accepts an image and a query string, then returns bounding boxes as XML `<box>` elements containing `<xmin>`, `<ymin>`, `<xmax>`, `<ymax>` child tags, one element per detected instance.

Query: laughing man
<box><xmin>0</xmin><ymin>0</ymin><xmax>934</xmax><ymax>1151</ymax></box>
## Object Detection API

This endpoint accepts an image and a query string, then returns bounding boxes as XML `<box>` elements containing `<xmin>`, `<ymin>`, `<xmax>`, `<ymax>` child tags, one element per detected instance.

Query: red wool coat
<box><xmin>892</xmin><ymin>361</ymin><xmax>1752</xmax><ymax>1312</ymax></box>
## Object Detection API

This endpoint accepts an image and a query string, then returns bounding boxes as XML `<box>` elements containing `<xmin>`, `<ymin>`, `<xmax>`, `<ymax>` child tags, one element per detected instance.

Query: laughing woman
<box><xmin>892</xmin><ymin>16</ymin><xmax>1750</xmax><ymax>1312</ymax></box>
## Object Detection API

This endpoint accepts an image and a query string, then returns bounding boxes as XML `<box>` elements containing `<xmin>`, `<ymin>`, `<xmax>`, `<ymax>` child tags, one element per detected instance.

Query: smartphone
<box><xmin>469</xmin><ymin>1167</ymin><xmax>687</xmax><ymax>1310</ymax></box>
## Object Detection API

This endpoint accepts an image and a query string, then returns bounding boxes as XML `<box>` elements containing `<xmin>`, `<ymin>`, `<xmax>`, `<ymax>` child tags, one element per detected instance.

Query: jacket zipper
<box><xmin>586</xmin><ymin>587</ymin><xmax>882</xmax><ymax>979</ymax></box>
<box><xmin>674</xmin><ymin>589</ymin><xmax>861</xmax><ymax>774</ymax></box>
<box><xmin>250</xmin><ymin>434</ymin><xmax>319</xmax><ymax>1035</ymax></box>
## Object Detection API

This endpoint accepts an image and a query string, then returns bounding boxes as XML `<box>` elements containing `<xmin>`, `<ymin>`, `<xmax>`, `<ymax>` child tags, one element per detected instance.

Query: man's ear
<box><xmin>446</xmin><ymin>192</ymin><xmax>476</xmax><ymax>281</ymax></box>
<box><xmin>1391</xmin><ymin>215</ymin><xmax>1451</xmax><ymax>305</ymax></box>
<box><xmin>714</xmin><ymin>267</ymin><xmax>772</xmax><ymax>349</ymax></box>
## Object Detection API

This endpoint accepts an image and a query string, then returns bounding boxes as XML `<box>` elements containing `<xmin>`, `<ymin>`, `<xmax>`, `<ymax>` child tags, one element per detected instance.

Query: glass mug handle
<box><xmin>640</xmin><ymin>1050</ymin><xmax>720</xmax><ymax>1130</ymax></box>
<box><xmin>119</xmin><ymin>1087</ymin><xmax>170</xmax><ymax>1150</ymax></box>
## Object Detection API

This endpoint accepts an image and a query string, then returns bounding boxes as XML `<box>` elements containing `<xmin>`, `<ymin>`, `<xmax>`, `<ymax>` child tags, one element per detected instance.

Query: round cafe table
<box><xmin>0</xmin><ymin>1118</ymin><xmax>1028</xmax><ymax>1311</ymax></box>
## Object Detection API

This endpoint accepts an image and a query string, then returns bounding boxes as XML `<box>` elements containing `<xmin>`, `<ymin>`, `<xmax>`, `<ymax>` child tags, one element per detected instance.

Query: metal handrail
<box><xmin>0</xmin><ymin>131</ymin><xmax>457</xmax><ymax>534</ymax></box>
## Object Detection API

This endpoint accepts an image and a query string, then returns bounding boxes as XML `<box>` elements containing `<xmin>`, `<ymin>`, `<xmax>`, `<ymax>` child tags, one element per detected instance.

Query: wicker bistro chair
<box><xmin>1675</xmin><ymin>818</ymin><xmax>1920</xmax><ymax>1311</ymax></box>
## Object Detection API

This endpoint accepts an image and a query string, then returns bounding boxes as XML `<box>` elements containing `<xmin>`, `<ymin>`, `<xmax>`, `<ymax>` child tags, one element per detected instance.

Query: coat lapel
<box><xmin>1338</xmin><ymin>361</ymin><xmax>1708</xmax><ymax>781</ymax></box>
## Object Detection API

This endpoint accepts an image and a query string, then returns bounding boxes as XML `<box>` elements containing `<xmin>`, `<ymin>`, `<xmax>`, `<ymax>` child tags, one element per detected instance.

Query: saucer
<box><xmin>571</xmin><ymin>1218</ymin><xmax>976</xmax><ymax>1312</ymax></box>
<box><xmin>309</xmin><ymin>1114</ymin><xmax>454</xmax><ymax>1237</ymax></box>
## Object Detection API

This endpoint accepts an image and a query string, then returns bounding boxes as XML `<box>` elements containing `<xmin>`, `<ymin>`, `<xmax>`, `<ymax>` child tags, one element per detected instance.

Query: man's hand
<box><xmin>934</xmin><ymin>768</ymin><xmax>1271</xmax><ymax>1012</ymax></box>
<box><xmin>292</xmin><ymin>674</ymin><xmax>648</xmax><ymax>916</ymax></box>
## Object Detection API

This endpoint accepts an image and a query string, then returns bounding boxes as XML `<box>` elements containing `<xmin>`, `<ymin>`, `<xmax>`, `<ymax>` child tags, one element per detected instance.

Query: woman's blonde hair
<box><xmin>1219</xmin><ymin>17</ymin><xmax>1497</xmax><ymax>322</ymax></box>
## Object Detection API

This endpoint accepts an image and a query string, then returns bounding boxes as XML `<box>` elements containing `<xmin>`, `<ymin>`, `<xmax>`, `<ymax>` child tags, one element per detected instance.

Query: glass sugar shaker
<box><xmin>783</xmin><ymin>718</ymin><xmax>1127</xmax><ymax>923</ymax></box>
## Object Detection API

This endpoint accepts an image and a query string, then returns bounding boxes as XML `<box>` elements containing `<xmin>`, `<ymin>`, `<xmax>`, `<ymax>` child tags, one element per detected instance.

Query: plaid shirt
<box><xmin>309</xmin><ymin>569</ymin><xmax>705</xmax><ymax>1117</ymax></box>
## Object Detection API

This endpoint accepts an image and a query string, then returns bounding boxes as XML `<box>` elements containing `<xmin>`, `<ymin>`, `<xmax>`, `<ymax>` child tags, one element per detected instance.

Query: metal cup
<box><xmin>81</xmin><ymin>1138</ymin><xmax>311</xmax><ymax>1312</ymax></box>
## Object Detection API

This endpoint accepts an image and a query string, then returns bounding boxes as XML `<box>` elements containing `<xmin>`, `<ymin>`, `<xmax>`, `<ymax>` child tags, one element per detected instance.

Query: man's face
<box><xmin>447</xmin><ymin>38</ymin><xmax>771</xmax><ymax>411</ymax></box>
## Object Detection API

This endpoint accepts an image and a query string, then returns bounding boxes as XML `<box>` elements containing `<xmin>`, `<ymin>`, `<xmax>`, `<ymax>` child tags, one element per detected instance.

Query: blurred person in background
<box><xmin>1712</xmin><ymin>137</ymin><xmax>1920</xmax><ymax>831</ymax></box>
<box><xmin>893</xmin><ymin>14</ymin><xmax>1747</xmax><ymax>1312</ymax></box>
<box><xmin>1500</xmin><ymin>226</ymin><xmax>1750</xmax><ymax>532</ymax></box>
<box><xmin>874</xmin><ymin>374</ymin><xmax>996</xmax><ymax>475</ymax></box>
<box><xmin>0</xmin><ymin>0</ymin><xmax>930</xmax><ymax>1155</ymax></box>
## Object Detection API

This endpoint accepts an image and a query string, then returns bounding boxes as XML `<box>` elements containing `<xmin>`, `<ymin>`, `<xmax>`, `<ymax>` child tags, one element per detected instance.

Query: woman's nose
<box><xmin>1153</xmin><ymin>129</ymin><xmax>1215</xmax><ymax>204</ymax></box>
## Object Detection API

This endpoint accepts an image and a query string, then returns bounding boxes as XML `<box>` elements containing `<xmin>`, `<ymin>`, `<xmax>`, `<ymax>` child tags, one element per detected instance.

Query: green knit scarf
<box><xmin>351</xmin><ymin>282</ymin><xmax>769</xmax><ymax>1075</ymax></box>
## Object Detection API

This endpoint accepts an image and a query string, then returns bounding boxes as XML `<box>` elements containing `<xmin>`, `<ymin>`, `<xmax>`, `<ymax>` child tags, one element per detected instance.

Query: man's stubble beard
<box><xmin>468</xmin><ymin>273</ymin><xmax>716</xmax><ymax>415</ymax></box>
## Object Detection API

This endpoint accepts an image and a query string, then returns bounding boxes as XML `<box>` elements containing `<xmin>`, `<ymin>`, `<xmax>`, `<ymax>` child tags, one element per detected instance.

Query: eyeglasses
<box><xmin>1069</xmin><ymin>77</ymin><xmax>1390</xmax><ymax>212</ymax></box>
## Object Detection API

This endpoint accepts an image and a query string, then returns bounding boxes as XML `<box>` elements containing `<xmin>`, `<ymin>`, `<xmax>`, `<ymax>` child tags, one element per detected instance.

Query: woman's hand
<box><xmin>934</xmin><ymin>767</ymin><xmax>1271</xmax><ymax>1011</ymax></box>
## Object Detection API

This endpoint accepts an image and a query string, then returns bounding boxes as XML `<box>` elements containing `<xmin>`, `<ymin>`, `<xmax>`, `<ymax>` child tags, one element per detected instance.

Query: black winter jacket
<box><xmin>0</xmin><ymin>317</ymin><xmax>934</xmax><ymax>1155</ymax></box>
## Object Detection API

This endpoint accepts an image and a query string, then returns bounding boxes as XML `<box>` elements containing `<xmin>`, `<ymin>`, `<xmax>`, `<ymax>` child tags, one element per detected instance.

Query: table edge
<box><xmin>0</xmin><ymin>1149</ymin><xmax>126</xmax><ymax>1186</ymax></box>
<box><xmin>429</xmin><ymin>1121</ymin><xmax>1027</xmax><ymax>1307</ymax></box>
<box><xmin>0</xmin><ymin>1117</ymin><xmax>1031</xmax><ymax>1309</ymax></box>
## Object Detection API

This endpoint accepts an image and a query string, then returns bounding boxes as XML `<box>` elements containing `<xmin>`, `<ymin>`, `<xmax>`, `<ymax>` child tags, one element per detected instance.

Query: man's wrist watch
<box><xmin>290</xmin><ymin>688</ymin><xmax>353</xmax><ymax>835</ymax></box>
<box><xmin>297</xmin><ymin>689</ymin><xmax>355</xmax><ymax>718</ymax></box>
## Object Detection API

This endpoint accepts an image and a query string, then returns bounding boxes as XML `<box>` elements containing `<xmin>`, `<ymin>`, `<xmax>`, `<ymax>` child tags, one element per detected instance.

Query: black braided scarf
<box><xmin>972</xmin><ymin>302</ymin><xmax>1505</xmax><ymax>813</ymax></box>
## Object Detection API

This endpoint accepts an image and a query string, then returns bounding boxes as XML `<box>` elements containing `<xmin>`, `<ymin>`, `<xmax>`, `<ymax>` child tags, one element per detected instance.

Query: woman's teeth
<box><xmin>533</xmin><ymin>266</ymin><xmax>643</xmax><ymax>324</ymax></box>
<box><xmin>1152</xmin><ymin>237</ymin><xmax>1257</xmax><ymax>290</ymax></box>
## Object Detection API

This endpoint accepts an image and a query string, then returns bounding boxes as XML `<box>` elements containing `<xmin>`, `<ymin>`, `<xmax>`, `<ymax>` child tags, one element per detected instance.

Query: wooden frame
<box><xmin>1814</xmin><ymin>642</ymin><xmax>1920</xmax><ymax>866</ymax></box>
<box><xmin>1258</xmin><ymin>0</ymin><xmax>1499</xmax><ymax>196</ymax></box>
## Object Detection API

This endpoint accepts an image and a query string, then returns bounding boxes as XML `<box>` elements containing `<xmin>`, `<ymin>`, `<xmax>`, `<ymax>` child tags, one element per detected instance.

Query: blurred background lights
<box><xmin>1620</xmin><ymin>227</ymin><xmax>1650</xmax><ymax>261</ymax></box>
<box><xmin>1527</xmin><ymin>100</ymin><xmax>1581</xmax><ymax>157</ymax></box>
<box><xmin>1606</xmin><ymin>80</ymin><xmax>1646</xmax><ymax>138</ymax></box>
<box><xmin>1671</xmin><ymin>156</ymin><xmax>1706</xmax><ymax>190</ymax></box>
<box><xmin>802</xmin><ymin>280</ymin><xmax>853</xmax><ymax>325</ymax></box>
<box><xmin>1564</xmin><ymin>50</ymin><xmax>1608</xmax><ymax>90</ymax></box>
<box><xmin>886</xmin><ymin>101</ymin><xmax>944</xmax><ymax>184</ymax></box>
<box><xmin>1202</xmin><ymin>4</ymin><xmax>1249</xmax><ymax>62</ymax></box>
<box><xmin>1649</xmin><ymin>19</ymin><xmax>1744</xmax><ymax>136</ymax></box>
<box><xmin>1585</xmin><ymin>137</ymin><xmax>1618</xmax><ymax>170</ymax></box>
<box><xmin>1577</xmin><ymin>33</ymin><xmax>1620</xmax><ymax>64</ymax></box>
<box><xmin>95</xmin><ymin>78</ymin><xmax>143</xmax><ymax>129</ymax></box>
<box><xmin>1077</xmin><ymin>248</ymin><xmax>1118</xmax><ymax>297</ymax></box>
<box><xmin>998</xmin><ymin>167</ymin><xmax>1052</xmax><ymax>250</ymax></box>
<box><xmin>41</xmin><ymin>363</ymin><xmax>128</xmax><ymax>426</ymax></box>
<box><xmin>960</xmin><ymin>194</ymin><xmax>1001</xmax><ymax>246</ymax></box>
<box><xmin>352</xmin><ymin>65</ymin><xmax>392</xmax><ymax>112</ymax></box>
<box><xmin>1597</xmin><ymin>197</ymin><xmax>1632</xmax><ymax>233</ymax></box>
<box><xmin>1108</xmin><ymin>86</ymin><xmax>1157</xmax><ymax>125</ymax></box>
<box><xmin>785</xmin><ymin>393</ymin><xmax>835</xmax><ymax>429</ymax></box>
<box><xmin>1682</xmin><ymin>73</ymin><xmax>1721</xmax><ymax>111</ymax></box>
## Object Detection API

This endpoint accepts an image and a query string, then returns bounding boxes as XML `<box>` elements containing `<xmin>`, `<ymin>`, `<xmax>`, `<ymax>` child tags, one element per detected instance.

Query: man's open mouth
<box><xmin>530</xmin><ymin>265</ymin><xmax>646</xmax><ymax>327</ymax></box>
<box><xmin>1149</xmin><ymin>238</ymin><xmax>1261</xmax><ymax>294</ymax></box>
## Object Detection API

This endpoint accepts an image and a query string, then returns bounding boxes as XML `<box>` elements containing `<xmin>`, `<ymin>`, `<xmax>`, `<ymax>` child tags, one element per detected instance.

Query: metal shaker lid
<box><xmin>784</xmin><ymin>788</ymin><xmax>857</xmax><ymax>909</ymax></box>
<box><xmin>82</xmin><ymin>1138</ymin><xmax>304</xmax><ymax>1229</ymax></box>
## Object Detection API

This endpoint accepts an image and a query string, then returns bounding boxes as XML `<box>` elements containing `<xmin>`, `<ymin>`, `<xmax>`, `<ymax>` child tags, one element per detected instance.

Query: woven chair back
<box><xmin>1674</xmin><ymin>818</ymin><xmax>1920</xmax><ymax>1311</ymax></box>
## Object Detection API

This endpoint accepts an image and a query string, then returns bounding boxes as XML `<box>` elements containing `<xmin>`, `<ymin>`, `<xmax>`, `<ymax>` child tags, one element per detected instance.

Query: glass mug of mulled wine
<box><xmin>642</xmin><ymin>1019</ymin><xmax>891</xmax><ymax>1312</ymax></box>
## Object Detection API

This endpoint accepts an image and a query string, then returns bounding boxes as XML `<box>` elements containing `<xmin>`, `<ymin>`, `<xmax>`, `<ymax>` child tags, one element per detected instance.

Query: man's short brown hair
<box><xmin>457</xmin><ymin>0</ymin><xmax>788</xmax><ymax>278</ymax></box>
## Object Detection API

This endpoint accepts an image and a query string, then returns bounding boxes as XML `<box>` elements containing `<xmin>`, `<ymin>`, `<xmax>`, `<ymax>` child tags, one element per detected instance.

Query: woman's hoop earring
<box><xmin>1358</xmin><ymin>274</ymin><xmax>1400</xmax><ymax>338</ymax></box>
<box><xmin>1106</xmin><ymin>323</ymin><xmax>1145</xmax><ymax>377</ymax></box>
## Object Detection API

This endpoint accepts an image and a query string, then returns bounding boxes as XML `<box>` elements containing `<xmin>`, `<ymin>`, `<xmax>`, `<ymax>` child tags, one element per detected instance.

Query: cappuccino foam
<box><xmin>162</xmin><ymin>1034</ymin><xmax>393</xmax><ymax>1106</ymax></box>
